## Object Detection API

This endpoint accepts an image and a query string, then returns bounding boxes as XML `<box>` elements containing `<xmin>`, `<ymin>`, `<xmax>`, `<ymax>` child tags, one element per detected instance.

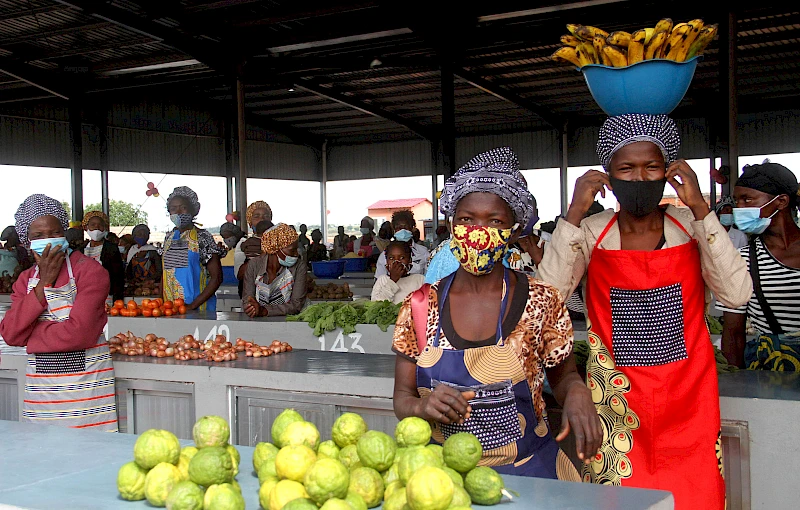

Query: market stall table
<box><xmin>0</xmin><ymin>420</ymin><xmax>674</xmax><ymax>510</ymax></box>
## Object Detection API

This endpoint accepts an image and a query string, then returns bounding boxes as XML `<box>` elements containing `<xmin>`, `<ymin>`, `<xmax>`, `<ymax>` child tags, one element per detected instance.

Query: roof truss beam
<box><xmin>247</xmin><ymin>114</ymin><xmax>325</xmax><ymax>150</ymax></box>
<box><xmin>293</xmin><ymin>82</ymin><xmax>434</xmax><ymax>140</ymax></box>
<box><xmin>52</xmin><ymin>1</ymin><xmax>234</xmax><ymax>74</ymax></box>
<box><xmin>0</xmin><ymin>57</ymin><xmax>72</xmax><ymax>99</ymax></box>
<box><xmin>454</xmin><ymin>68</ymin><xmax>564</xmax><ymax>129</ymax></box>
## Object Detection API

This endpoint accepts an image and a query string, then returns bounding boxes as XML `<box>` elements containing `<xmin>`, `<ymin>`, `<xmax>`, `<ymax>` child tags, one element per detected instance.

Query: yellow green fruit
<box><xmin>180</xmin><ymin>446</ymin><xmax>198</xmax><ymax>460</ymax></box>
<box><xmin>270</xmin><ymin>480</ymin><xmax>310</xmax><ymax>510</ymax></box>
<box><xmin>441</xmin><ymin>466</ymin><xmax>464</xmax><ymax>488</ymax></box>
<box><xmin>320</xmin><ymin>498</ymin><xmax>353</xmax><ymax>510</ymax></box>
<box><xmin>395</xmin><ymin>417</ymin><xmax>432</xmax><ymax>448</ymax></box>
<box><xmin>305</xmin><ymin>458</ymin><xmax>351</xmax><ymax>505</ymax></box>
<box><xmin>332</xmin><ymin>413</ymin><xmax>368</xmax><ymax>448</ymax></box>
<box><xmin>357</xmin><ymin>430</ymin><xmax>397</xmax><ymax>472</ymax></box>
<box><xmin>318</xmin><ymin>440</ymin><xmax>341</xmax><ymax>460</ymax></box>
<box><xmin>338</xmin><ymin>444</ymin><xmax>360</xmax><ymax>470</ymax></box>
<box><xmin>271</xmin><ymin>409</ymin><xmax>305</xmax><ymax>448</ymax></box>
<box><xmin>345</xmin><ymin>491</ymin><xmax>368</xmax><ymax>510</ymax></box>
<box><xmin>348</xmin><ymin>467</ymin><xmax>384</xmax><ymax>509</ymax></box>
<box><xmin>176</xmin><ymin>455</ymin><xmax>190</xmax><ymax>481</ymax></box>
<box><xmin>282</xmin><ymin>420</ymin><xmax>321</xmax><ymax>451</ymax></box>
<box><xmin>259</xmin><ymin>477</ymin><xmax>280</xmax><ymax>510</ymax></box>
<box><xmin>254</xmin><ymin>442</ymin><xmax>280</xmax><ymax>472</ymax></box>
<box><xmin>204</xmin><ymin>483</ymin><xmax>245</xmax><ymax>510</ymax></box>
<box><xmin>187</xmin><ymin>446</ymin><xmax>233</xmax><ymax>486</ymax></box>
<box><xmin>384</xmin><ymin>480</ymin><xmax>404</xmax><ymax>501</ymax></box>
<box><xmin>134</xmin><ymin>429</ymin><xmax>180</xmax><ymax>470</ymax></box>
<box><xmin>284</xmin><ymin>498</ymin><xmax>319</xmax><ymax>510</ymax></box>
<box><xmin>425</xmin><ymin>445</ymin><xmax>444</xmax><ymax>466</ymax></box>
<box><xmin>275</xmin><ymin>445</ymin><xmax>317</xmax><ymax>483</ymax></box>
<box><xmin>442</xmin><ymin>433</ymin><xmax>482</xmax><ymax>474</ymax></box>
<box><xmin>117</xmin><ymin>461</ymin><xmax>147</xmax><ymax>501</ymax></box>
<box><xmin>258</xmin><ymin>456</ymin><xmax>279</xmax><ymax>484</ymax></box>
<box><xmin>464</xmin><ymin>467</ymin><xmax>504</xmax><ymax>506</ymax></box>
<box><xmin>144</xmin><ymin>462</ymin><xmax>182</xmax><ymax>507</ymax></box>
<box><xmin>398</xmin><ymin>447</ymin><xmax>440</xmax><ymax>485</ymax></box>
<box><xmin>450</xmin><ymin>485</ymin><xmax>472</xmax><ymax>508</ymax></box>
<box><xmin>406</xmin><ymin>466</ymin><xmax>454</xmax><ymax>510</ymax></box>
<box><xmin>192</xmin><ymin>415</ymin><xmax>230</xmax><ymax>448</ymax></box>
<box><xmin>165</xmin><ymin>480</ymin><xmax>203</xmax><ymax>510</ymax></box>
<box><xmin>383</xmin><ymin>463</ymin><xmax>400</xmax><ymax>485</ymax></box>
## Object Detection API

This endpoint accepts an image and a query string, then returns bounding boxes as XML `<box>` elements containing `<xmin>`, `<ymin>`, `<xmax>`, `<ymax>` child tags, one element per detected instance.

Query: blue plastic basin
<box><xmin>581</xmin><ymin>56</ymin><xmax>701</xmax><ymax>116</ymax></box>
<box><xmin>343</xmin><ymin>257</ymin><xmax>369</xmax><ymax>272</ymax></box>
<box><xmin>311</xmin><ymin>260</ymin><xmax>346</xmax><ymax>279</ymax></box>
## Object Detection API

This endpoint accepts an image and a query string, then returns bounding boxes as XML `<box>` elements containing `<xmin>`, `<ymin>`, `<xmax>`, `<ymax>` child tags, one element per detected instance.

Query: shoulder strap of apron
<box><xmin>664</xmin><ymin>213</ymin><xmax>692</xmax><ymax>238</ymax></box>
<box><xmin>749</xmin><ymin>237</ymin><xmax>783</xmax><ymax>334</ymax></box>
<box><xmin>411</xmin><ymin>283</ymin><xmax>432</xmax><ymax>352</ymax></box>
<box><xmin>594</xmin><ymin>213</ymin><xmax>619</xmax><ymax>247</ymax></box>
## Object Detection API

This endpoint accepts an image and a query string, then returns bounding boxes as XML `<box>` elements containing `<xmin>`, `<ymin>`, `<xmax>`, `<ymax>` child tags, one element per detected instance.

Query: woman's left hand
<box><xmin>667</xmin><ymin>160</ymin><xmax>710</xmax><ymax>220</ymax></box>
<box><xmin>184</xmin><ymin>301</ymin><xmax>199</xmax><ymax>311</ymax></box>
<box><xmin>244</xmin><ymin>297</ymin><xmax>263</xmax><ymax>318</ymax></box>
<box><xmin>555</xmin><ymin>383</ymin><xmax>603</xmax><ymax>465</ymax></box>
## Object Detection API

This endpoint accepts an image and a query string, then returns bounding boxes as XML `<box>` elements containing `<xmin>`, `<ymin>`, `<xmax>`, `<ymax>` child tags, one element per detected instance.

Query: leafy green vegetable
<box><xmin>288</xmin><ymin>300</ymin><xmax>402</xmax><ymax>336</ymax></box>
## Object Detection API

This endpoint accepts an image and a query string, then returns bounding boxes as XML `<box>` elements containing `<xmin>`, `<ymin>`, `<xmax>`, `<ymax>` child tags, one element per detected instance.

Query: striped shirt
<box><xmin>717</xmin><ymin>237</ymin><xmax>800</xmax><ymax>334</ymax></box>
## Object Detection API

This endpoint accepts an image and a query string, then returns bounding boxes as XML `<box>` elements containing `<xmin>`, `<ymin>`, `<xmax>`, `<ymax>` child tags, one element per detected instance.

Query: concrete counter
<box><xmin>0</xmin><ymin>420</ymin><xmax>674</xmax><ymax>510</ymax></box>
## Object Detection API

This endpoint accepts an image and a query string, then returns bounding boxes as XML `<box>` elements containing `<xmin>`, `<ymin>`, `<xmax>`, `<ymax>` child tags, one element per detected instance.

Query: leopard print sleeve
<box><xmin>536</xmin><ymin>278</ymin><xmax>574</xmax><ymax>368</ymax></box>
<box><xmin>391</xmin><ymin>294</ymin><xmax>420</xmax><ymax>362</ymax></box>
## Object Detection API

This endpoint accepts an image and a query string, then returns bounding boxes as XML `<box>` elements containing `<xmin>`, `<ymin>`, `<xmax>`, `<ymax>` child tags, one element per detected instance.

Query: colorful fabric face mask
<box><xmin>450</xmin><ymin>224</ymin><xmax>514</xmax><ymax>276</ymax></box>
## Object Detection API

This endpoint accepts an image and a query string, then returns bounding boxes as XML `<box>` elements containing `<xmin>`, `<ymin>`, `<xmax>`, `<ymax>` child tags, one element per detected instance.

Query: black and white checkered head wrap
<box><xmin>596</xmin><ymin>114</ymin><xmax>680</xmax><ymax>170</ymax></box>
<box><xmin>439</xmin><ymin>147</ymin><xmax>535</xmax><ymax>226</ymax></box>
<box><xmin>14</xmin><ymin>194</ymin><xmax>70</xmax><ymax>246</ymax></box>
<box><xmin>166</xmin><ymin>186</ymin><xmax>201</xmax><ymax>216</ymax></box>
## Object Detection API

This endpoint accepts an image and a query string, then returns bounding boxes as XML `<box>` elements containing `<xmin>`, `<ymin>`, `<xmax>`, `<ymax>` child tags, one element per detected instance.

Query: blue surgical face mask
<box><xmin>134</xmin><ymin>236</ymin><xmax>148</xmax><ymax>247</ymax></box>
<box><xmin>171</xmin><ymin>213</ymin><xmax>194</xmax><ymax>228</ymax></box>
<box><xmin>719</xmin><ymin>213</ymin><xmax>734</xmax><ymax>227</ymax></box>
<box><xmin>394</xmin><ymin>229</ymin><xmax>413</xmax><ymax>242</ymax></box>
<box><xmin>360</xmin><ymin>228</ymin><xmax>371</xmax><ymax>235</ymax></box>
<box><xmin>732</xmin><ymin>196</ymin><xmax>779</xmax><ymax>235</ymax></box>
<box><xmin>30</xmin><ymin>237</ymin><xmax>70</xmax><ymax>256</ymax></box>
<box><xmin>279</xmin><ymin>249</ymin><xmax>299</xmax><ymax>267</ymax></box>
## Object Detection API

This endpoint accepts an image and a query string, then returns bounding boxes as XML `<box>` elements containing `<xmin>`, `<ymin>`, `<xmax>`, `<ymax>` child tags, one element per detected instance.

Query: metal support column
<box><xmin>321</xmin><ymin>141</ymin><xmax>328</xmax><ymax>243</ymax></box>
<box><xmin>440</xmin><ymin>62</ymin><xmax>456</xmax><ymax>179</ymax></box>
<box><xmin>224</xmin><ymin>119</ymin><xmax>236</xmax><ymax>218</ymax></box>
<box><xmin>99</xmin><ymin>111</ymin><xmax>109</xmax><ymax>217</ymax></box>
<box><xmin>68</xmin><ymin>98</ymin><xmax>83</xmax><ymax>223</ymax></box>
<box><xmin>559</xmin><ymin>122</ymin><xmax>569</xmax><ymax>216</ymax></box>
<box><xmin>236</xmin><ymin>79</ymin><xmax>248</xmax><ymax>228</ymax></box>
<box><xmin>431</xmin><ymin>149</ymin><xmax>439</xmax><ymax>232</ymax></box>
<box><xmin>720</xmin><ymin>11</ymin><xmax>739</xmax><ymax>195</ymax></box>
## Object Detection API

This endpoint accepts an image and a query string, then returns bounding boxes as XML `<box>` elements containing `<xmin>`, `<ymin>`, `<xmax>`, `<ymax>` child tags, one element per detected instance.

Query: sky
<box><xmin>2</xmin><ymin>152</ymin><xmax>799</xmax><ymax>238</ymax></box>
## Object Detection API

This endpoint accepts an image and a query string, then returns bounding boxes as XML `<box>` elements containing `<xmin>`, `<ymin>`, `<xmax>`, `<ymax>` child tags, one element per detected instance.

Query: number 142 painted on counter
<box><xmin>319</xmin><ymin>332</ymin><xmax>365</xmax><ymax>353</ymax></box>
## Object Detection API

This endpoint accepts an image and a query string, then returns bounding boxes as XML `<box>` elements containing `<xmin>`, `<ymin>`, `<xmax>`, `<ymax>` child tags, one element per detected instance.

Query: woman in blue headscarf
<box><xmin>162</xmin><ymin>186</ymin><xmax>226</xmax><ymax>312</ymax></box>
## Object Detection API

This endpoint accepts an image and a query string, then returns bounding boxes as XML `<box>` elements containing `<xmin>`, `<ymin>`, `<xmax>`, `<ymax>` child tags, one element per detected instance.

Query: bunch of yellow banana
<box><xmin>552</xmin><ymin>19</ymin><xmax>718</xmax><ymax>68</ymax></box>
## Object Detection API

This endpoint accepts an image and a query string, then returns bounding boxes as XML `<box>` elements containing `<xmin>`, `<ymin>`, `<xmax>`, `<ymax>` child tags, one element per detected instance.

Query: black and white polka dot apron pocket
<box><xmin>34</xmin><ymin>351</ymin><xmax>87</xmax><ymax>374</ymax></box>
<box><xmin>434</xmin><ymin>379</ymin><xmax>522</xmax><ymax>450</ymax></box>
<box><xmin>610</xmin><ymin>283</ymin><xmax>688</xmax><ymax>367</ymax></box>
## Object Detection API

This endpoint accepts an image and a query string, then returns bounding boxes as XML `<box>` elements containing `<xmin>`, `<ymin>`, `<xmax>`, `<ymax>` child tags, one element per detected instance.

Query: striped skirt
<box><xmin>23</xmin><ymin>340</ymin><xmax>118</xmax><ymax>431</ymax></box>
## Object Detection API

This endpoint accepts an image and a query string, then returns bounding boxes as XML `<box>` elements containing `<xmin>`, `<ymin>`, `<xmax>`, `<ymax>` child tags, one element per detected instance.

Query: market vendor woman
<box><xmin>393</xmin><ymin>147</ymin><xmax>601</xmax><ymax>479</ymax></box>
<box><xmin>242</xmin><ymin>223</ymin><xmax>307</xmax><ymax>317</ymax></box>
<box><xmin>163</xmin><ymin>186</ymin><xmax>226</xmax><ymax>312</ymax></box>
<box><xmin>538</xmin><ymin>114</ymin><xmax>752</xmax><ymax>509</ymax></box>
<box><xmin>81</xmin><ymin>210</ymin><xmax>125</xmax><ymax>302</ymax></box>
<box><xmin>0</xmin><ymin>195</ymin><xmax>117</xmax><ymax>431</ymax></box>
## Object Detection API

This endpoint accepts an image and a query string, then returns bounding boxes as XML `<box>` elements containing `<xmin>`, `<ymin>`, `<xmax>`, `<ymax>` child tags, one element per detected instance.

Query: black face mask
<box><xmin>609</xmin><ymin>177</ymin><xmax>667</xmax><ymax>217</ymax></box>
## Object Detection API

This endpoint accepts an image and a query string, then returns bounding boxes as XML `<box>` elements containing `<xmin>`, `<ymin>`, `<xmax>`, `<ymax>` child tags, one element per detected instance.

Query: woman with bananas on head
<box><xmin>538</xmin><ymin>115</ymin><xmax>752</xmax><ymax>509</ymax></box>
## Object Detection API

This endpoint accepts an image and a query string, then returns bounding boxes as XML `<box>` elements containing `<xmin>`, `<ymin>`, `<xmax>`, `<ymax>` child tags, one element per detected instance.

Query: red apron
<box><xmin>583</xmin><ymin>213</ymin><xmax>724</xmax><ymax>510</ymax></box>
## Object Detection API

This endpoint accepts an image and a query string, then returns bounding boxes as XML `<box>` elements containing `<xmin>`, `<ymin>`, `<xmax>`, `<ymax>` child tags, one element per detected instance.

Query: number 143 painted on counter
<box><xmin>319</xmin><ymin>332</ymin><xmax>365</xmax><ymax>353</ymax></box>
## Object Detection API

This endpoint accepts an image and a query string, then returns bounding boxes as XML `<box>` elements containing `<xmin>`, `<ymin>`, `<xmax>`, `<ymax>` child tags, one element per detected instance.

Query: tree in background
<box><xmin>84</xmin><ymin>200</ymin><xmax>148</xmax><ymax>226</ymax></box>
<box><xmin>61</xmin><ymin>202</ymin><xmax>71</xmax><ymax>219</ymax></box>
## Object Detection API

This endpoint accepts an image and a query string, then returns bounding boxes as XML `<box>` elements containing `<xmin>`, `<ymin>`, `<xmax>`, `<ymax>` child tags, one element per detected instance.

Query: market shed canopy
<box><xmin>0</xmin><ymin>0</ymin><xmax>798</xmax><ymax>146</ymax></box>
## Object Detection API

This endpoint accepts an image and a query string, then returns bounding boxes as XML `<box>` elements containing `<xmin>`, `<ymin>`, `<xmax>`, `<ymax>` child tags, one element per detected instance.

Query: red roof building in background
<box><xmin>367</xmin><ymin>198</ymin><xmax>433</xmax><ymax>240</ymax></box>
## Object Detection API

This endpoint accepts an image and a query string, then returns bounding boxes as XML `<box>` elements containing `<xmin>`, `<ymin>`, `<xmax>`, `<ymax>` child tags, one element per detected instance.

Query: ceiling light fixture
<box><xmin>370</xmin><ymin>58</ymin><xmax>383</xmax><ymax>68</ymax></box>
<box><xmin>102</xmin><ymin>59</ymin><xmax>201</xmax><ymax>76</ymax></box>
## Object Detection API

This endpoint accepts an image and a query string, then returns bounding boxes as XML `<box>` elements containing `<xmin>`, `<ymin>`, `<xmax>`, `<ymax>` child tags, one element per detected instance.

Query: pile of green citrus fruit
<box><xmin>117</xmin><ymin>415</ymin><xmax>244</xmax><ymax>509</ymax></box>
<box><xmin>255</xmin><ymin>410</ymin><xmax>513</xmax><ymax>510</ymax></box>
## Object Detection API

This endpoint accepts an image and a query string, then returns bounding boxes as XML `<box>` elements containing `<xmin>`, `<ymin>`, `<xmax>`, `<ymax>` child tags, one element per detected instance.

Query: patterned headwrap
<box><xmin>14</xmin><ymin>194</ymin><xmax>70</xmax><ymax>247</ymax></box>
<box><xmin>596</xmin><ymin>114</ymin><xmax>681</xmax><ymax>170</ymax></box>
<box><xmin>439</xmin><ymin>147</ymin><xmax>535</xmax><ymax>226</ymax></box>
<box><xmin>167</xmin><ymin>186</ymin><xmax>201</xmax><ymax>216</ymax></box>
<box><xmin>82</xmin><ymin>210</ymin><xmax>109</xmax><ymax>230</ymax></box>
<box><xmin>261</xmin><ymin>223</ymin><xmax>298</xmax><ymax>255</ymax></box>
<box><xmin>246</xmin><ymin>201</ymin><xmax>273</xmax><ymax>227</ymax></box>
<box><xmin>714</xmin><ymin>196</ymin><xmax>736</xmax><ymax>215</ymax></box>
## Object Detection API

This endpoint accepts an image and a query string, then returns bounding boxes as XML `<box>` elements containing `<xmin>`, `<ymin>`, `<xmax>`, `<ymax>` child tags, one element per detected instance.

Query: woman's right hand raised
<box><xmin>415</xmin><ymin>385</ymin><xmax>475</xmax><ymax>425</ymax></box>
<box><xmin>565</xmin><ymin>170</ymin><xmax>611</xmax><ymax>227</ymax></box>
<box><xmin>33</xmin><ymin>244</ymin><xmax>66</xmax><ymax>286</ymax></box>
